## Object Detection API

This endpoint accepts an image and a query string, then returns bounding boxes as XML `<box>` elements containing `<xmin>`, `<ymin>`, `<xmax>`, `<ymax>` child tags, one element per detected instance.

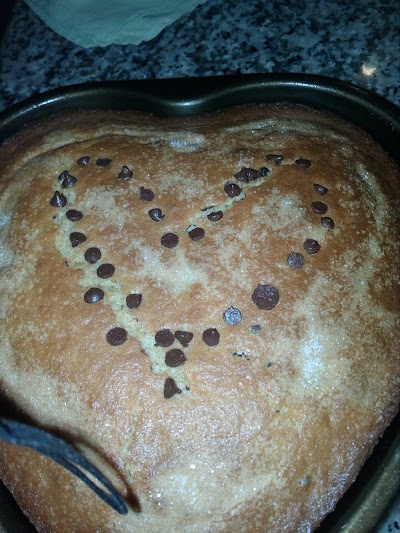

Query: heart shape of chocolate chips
<box><xmin>48</xmin><ymin>114</ymin><xmax>338</xmax><ymax>400</ymax></box>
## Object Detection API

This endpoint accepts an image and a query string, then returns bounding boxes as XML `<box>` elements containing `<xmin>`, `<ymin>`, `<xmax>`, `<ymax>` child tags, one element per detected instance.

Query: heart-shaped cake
<box><xmin>0</xmin><ymin>104</ymin><xmax>399</xmax><ymax>532</ymax></box>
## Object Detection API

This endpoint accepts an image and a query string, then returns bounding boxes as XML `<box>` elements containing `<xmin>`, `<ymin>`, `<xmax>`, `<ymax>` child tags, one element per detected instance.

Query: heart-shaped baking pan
<box><xmin>0</xmin><ymin>73</ymin><xmax>399</xmax><ymax>532</ymax></box>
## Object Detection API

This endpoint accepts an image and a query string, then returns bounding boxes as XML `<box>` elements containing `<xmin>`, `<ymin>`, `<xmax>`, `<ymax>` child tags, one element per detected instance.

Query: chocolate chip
<box><xmin>96</xmin><ymin>158</ymin><xmax>112</xmax><ymax>167</ymax></box>
<box><xmin>59</xmin><ymin>171</ymin><xmax>77</xmax><ymax>189</ymax></box>
<box><xmin>148</xmin><ymin>208</ymin><xmax>165</xmax><ymax>222</ymax></box>
<box><xmin>66</xmin><ymin>209</ymin><xmax>83</xmax><ymax>221</ymax></box>
<box><xmin>313</xmin><ymin>183</ymin><xmax>328</xmax><ymax>195</ymax></box>
<box><xmin>258</xmin><ymin>167</ymin><xmax>270</xmax><ymax>177</ymax></box>
<box><xmin>161</xmin><ymin>233</ymin><xmax>179</xmax><ymax>248</ymax></box>
<box><xmin>57</xmin><ymin>171</ymin><xmax>68</xmax><ymax>181</ymax></box>
<box><xmin>266</xmin><ymin>154</ymin><xmax>284</xmax><ymax>165</ymax></box>
<box><xmin>224</xmin><ymin>182</ymin><xmax>241</xmax><ymax>197</ymax></box>
<box><xmin>84</xmin><ymin>247</ymin><xmax>101</xmax><ymax>264</ymax></box>
<box><xmin>251</xmin><ymin>324</ymin><xmax>261</xmax><ymax>333</ymax></box>
<box><xmin>175</xmin><ymin>331</ymin><xmax>193</xmax><ymax>347</ymax></box>
<box><xmin>97</xmin><ymin>263</ymin><xmax>115</xmax><ymax>278</ymax></box>
<box><xmin>165</xmin><ymin>348</ymin><xmax>187</xmax><ymax>368</ymax></box>
<box><xmin>223</xmin><ymin>306</ymin><xmax>242</xmax><ymax>325</ymax></box>
<box><xmin>295</xmin><ymin>158</ymin><xmax>311</xmax><ymax>168</ymax></box>
<box><xmin>311</xmin><ymin>201</ymin><xmax>328</xmax><ymax>214</ymax></box>
<box><xmin>62</xmin><ymin>176</ymin><xmax>77</xmax><ymax>189</ymax></box>
<box><xmin>164</xmin><ymin>377</ymin><xmax>181</xmax><ymax>399</ymax></box>
<box><xmin>303</xmin><ymin>239</ymin><xmax>321</xmax><ymax>255</ymax></box>
<box><xmin>84</xmin><ymin>288</ymin><xmax>104</xmax><ymax>304</ymax></box>
<box><xmin>155</xmin><ymin>329</ymin><xmax>175</xmax><ymax>347</ymax></box>
<box><xmin>50</xmin><ymin>191</ymin><xmax>67</xmax><ymax>207</ymax></box>
<box><xmin>118</xmin><ymin>166</ymin><xmax>133</xmax><ymax>180</ymax></box>
<box><xmin>207</xmin><ymin>211</ymin><xmax>223</xmax><ymax>222</ymax></box>
<box><xmin>106</xmin><ymin>327</ymin><xmax>127</xmax><ymax>346</ymax></box>
<box><xmin>321</xmin><ymin>217</ymin><xmax>335</xmax><ymax>229</ymax></box>
<box><xmin>287</xmin><ymin>252</ymin><xmax>305</xmax><ymax>268</ymax></box>
<box><xmin>188</xmin><ymin>227</ymin><xmax>205</xmax><ymax>241</ymax></box>
<box><xmin>202</xmin><ymin>328</ymin><xmax>220</xmax><ymax>346</ymax></box>
<box><xmin>77</xmin><ymin>156</ymin><xmax>90</xmax><ymax>167</ymax></box>
<box><xmin>126</xmin><ymin>293</ymin><xmax>142</xmax><ymax>309</ymax></box>
<box><xmin>234</xmin><ymin>167</ymin><xmax>260</xmax><ymax>183</ymax></box>
<box><xmin>69</xmin><ymin>232</ymin><xmax>87</xmax><ymax>247</ymax></box>
<box><xmin>140</xmin><ymin>187</ymin><xmax>155</xmax><ymax>202</ymax></box>
<box><xmin>252</xmin><ymin>284</ymin><xmax>279</xmax><ymax>310</ymax></box>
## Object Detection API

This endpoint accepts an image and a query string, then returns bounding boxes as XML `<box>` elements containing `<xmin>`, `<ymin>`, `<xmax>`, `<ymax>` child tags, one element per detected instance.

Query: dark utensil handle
<box><xmin>0</xmin><ymin>419</ymin><xmax>128</xmax><ymax>515</ymax></box>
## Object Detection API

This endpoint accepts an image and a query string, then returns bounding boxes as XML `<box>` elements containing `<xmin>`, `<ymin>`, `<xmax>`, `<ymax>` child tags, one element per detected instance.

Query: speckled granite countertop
<box><xmin>0</xmin><ymin>0</ymin><xmax>399</xmax><ymax>111</ymax></box>
<box><xmin>0</xmin><ymin>0</ymin><xmax>399</xmax><ymax>531</ymax></box>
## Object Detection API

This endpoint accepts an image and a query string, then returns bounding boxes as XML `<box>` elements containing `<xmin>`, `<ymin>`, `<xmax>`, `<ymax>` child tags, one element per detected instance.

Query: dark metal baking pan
<box><xmin>0</xmin><ymin>74</ymin><xmax>399</xmax><ymax>532</ymax></box>
<box><xmin>1</xmin><ymin>74</ymin><xmax>399</xmax><ymax>163</ymax></box>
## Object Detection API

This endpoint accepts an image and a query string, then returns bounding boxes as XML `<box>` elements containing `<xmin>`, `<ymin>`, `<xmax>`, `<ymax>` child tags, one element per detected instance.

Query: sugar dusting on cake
<box><xmin>136</xmin><ymin>246</ymin><xmax>209</xmax><ymax>296</ymax></box>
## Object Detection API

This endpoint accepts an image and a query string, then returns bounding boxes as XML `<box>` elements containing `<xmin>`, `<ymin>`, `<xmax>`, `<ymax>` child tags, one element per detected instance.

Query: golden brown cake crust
<box><xmin>0</xmin><ymin>104</ymin><xmax>399</xmax><ymax>532</ymax></box>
